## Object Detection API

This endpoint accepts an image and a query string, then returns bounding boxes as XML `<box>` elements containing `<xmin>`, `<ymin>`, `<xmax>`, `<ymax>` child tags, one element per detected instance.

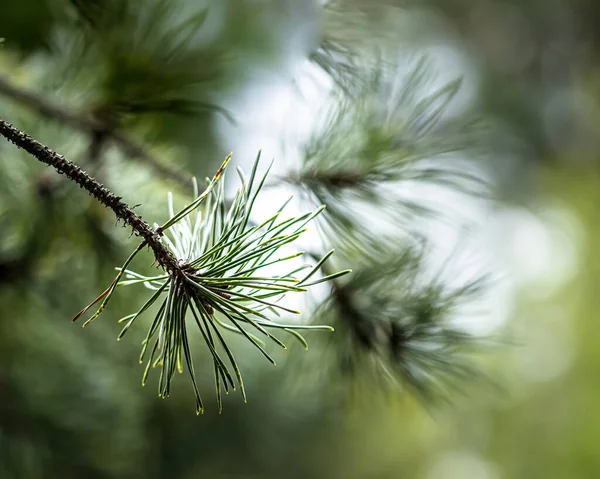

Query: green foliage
<box><xmin>292</xmin><ymin>58</ymin><xmax>487</xmax><ymax>246</ymax></box>
<box><xmin>278</xmin><ymin>54</ymin><xmax>495</xmax><ymax>398</ymax></box>
<box><xmin>63</xmin><ymin>0</ymin><xmax>230</xmax><ymax>126</ymax></box>
<box><xmin>318</xmin><ymin>241</ymin><xmax>493</xmax><ymax>401</ymax></box>
<box><xmin>0</xmin><ymin>0</ymin><xmax>55</xmax><ymax>53</ymax></box>
<box><xmin>0</xmin><ymin>0</ymin><xmax>511</xmax><ymax>475</ymax></box>
<box><xmin>75</xmin><ymin>154</ymin><xmax>350</xmax><ymax>413</ymax></box>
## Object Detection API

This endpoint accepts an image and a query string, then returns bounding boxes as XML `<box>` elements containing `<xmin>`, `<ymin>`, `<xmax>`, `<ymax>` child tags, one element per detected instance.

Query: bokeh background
<box><xmin>0</xmin><ymin>0</ymin><xmax>598</xmax><ymax>478</ymax></box>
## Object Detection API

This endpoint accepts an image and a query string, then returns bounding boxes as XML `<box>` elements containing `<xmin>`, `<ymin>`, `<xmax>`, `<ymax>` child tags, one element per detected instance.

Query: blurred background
<box><xmin>0</xmin><ymin>0</ymin><xmax>598</xmax><ymax>477</ymax></box>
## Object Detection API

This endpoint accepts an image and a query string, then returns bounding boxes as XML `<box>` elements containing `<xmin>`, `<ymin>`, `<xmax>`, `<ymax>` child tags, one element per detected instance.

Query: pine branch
<box><xmin>0</xmin><ymin>75</ymin><xmax>192</xmax><ymax>190</ymax></box>
<box><xmin>0</xmin><ymin>118</ymin><xmax>350</xmax><ymax>413</ymax></box>
<box><xmin>0</xmin><ymin>118</ymin><xmax>180</xmax><ymax>272</ymax></box>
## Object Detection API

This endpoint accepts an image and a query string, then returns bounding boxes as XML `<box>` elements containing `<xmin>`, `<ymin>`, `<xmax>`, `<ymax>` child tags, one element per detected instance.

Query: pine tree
<box><xmin>0</xmin><ymin>0</ymin><xmax>497</xmax><ymax>476</ymax></box>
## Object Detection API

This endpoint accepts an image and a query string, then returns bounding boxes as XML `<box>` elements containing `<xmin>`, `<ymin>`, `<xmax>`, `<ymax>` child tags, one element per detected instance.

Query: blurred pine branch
<box><xmin>0</xmin><ymin>75</ymin><xmax>192</xmax><ymax>190</ymax></box>
<box><xmin>0</xmin><ymin>0</ymin><xmax>497</xmax><ymax>424</ymax></box>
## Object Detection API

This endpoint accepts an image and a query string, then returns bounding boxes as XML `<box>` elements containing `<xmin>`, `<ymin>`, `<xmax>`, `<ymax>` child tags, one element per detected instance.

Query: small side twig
<box><xmin>0</xmin><ymin>118</ymin><xmax>180</xmax><ymax>272</ymax></box>
<box><xmin>0</xmin><ymin>75</ymin><xmax>192</xmax><ymax>190</ymax></box>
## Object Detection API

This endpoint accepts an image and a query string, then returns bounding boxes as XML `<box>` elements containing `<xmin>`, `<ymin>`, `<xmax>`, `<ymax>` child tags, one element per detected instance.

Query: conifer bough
<box><xmin>0</xmin><ymin>118</ymin><xmax>351</xmax><ymax>414</ymax></box>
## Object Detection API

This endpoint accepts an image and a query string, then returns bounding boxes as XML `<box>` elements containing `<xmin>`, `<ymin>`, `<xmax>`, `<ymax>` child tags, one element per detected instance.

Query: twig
<box><xmin>0</xmin><ymin>75</ymin><xmax>192</xmax><ymax>190</ymax></box>
<box><xmin>0</xmin><ymin>118</ymin><xmax>180</xmax><ymax>272</ymax></box>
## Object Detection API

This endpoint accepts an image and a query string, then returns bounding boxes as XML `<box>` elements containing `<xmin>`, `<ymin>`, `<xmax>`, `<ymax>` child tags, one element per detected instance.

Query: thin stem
<box><xmin>0</xmin><ymin>75</ymin><xmax>191</xmax><ymax>190</ymax></box>
<box><xmin>0</xmin><ymin>118</ymin><xmax>180</xmax><ymax>272</ymax></box>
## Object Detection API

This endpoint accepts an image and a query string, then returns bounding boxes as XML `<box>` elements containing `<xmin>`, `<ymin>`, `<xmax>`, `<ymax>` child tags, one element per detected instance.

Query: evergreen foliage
<box><xmin>0</xmin><ymin>0</ymin><xmax>502</xmax><ymax>476</ymax></box>
<box><xmin>0</xmin><ymin>0</ymin><xmax>492</xmax><ymax>411</ymax></box>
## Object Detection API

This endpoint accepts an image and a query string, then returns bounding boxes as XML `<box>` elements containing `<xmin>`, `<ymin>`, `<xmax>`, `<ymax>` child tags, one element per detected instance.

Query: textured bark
<box><xmin>0</xmin><ymin>118</ymin><xmax>180</xmax><ymax>272</ymax></box>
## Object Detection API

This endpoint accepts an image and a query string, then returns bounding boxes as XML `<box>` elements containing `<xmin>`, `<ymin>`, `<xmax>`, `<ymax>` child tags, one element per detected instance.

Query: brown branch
<box><xmin>0</xmin><ymin>75</ymin><xmax>192</xmax><ymax>190</ymax></box>
<box><xmin>0</xmin><ymin>118</ymin><xmax>181</xmax><ymax>272</ymax></box>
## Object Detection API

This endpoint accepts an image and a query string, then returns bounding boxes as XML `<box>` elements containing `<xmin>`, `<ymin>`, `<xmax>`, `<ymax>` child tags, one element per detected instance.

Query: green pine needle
<box><xmin>76</xmin><ymin>153</ymin><xmax>350</xmax><ymax>413</ymax></box>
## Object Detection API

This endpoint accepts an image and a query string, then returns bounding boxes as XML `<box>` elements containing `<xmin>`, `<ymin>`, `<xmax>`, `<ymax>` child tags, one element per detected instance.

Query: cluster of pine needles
<box><xmin>73</xmin><ymin>153</ymin><xmax>350</xmax><ymax>414</ymax></box>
